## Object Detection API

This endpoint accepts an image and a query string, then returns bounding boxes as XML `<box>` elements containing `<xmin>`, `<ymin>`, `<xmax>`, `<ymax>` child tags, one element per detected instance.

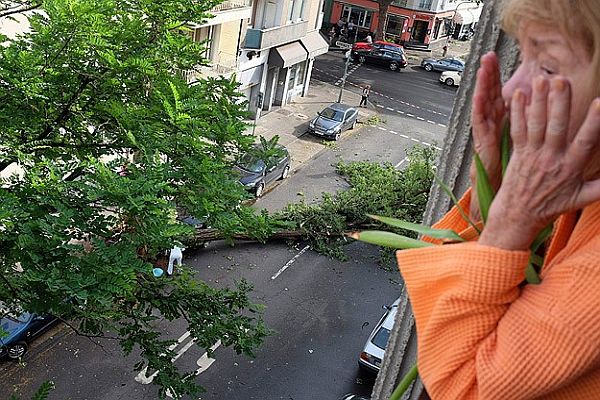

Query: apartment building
<box><xmin>239</xmin><ymin>0</ymin><xmax>329</xmax><ymax>117</ymax></box>
<box><xmin>324</xmin><ymin>0</ymin><xmax>482</xmax><ymax>47</ymax></box>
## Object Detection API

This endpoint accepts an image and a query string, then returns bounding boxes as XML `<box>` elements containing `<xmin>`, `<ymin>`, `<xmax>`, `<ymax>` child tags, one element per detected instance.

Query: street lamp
<box><xmin>447</xmin><ymin>0</ymin><xmax>480</xmax><ymax>44</ymax></box>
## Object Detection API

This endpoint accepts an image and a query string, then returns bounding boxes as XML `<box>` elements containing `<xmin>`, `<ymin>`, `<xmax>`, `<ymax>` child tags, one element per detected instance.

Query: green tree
<box><xmin>375</xmin><ymin>0</ymin><xmax>395</xmax><ymax>41</ymax></box>
<box><xmin>0</xmin><ymin>1</ymin><xmax>272</xmax><ymax>398</ymax></box>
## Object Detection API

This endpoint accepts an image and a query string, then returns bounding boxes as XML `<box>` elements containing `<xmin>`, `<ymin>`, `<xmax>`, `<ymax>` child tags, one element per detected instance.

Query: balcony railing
<box><xmin>179</xmin><ymin>52</ymin><xmax>238</xmax><ymax>83</ymax></box>
<box><xmin>244</xmin><ymin>21</ymin><xmax>308</xmax><ymax>50</ymax></box>
<box><xmin>210</xmin><ymin>0</ymin><xmax>252</xmax><ymax>13</ymax></box>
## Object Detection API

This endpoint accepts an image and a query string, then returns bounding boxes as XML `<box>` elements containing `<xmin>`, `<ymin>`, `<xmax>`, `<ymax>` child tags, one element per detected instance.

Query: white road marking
<box><xmin>396</xmin><ymin>110</ymin><xmax>405</xmax><ymax>114</ymax></box>
<box><xmin>410</xmin><ymin>138</ymin><xmax>420</xmax><ymax>143</ymax></box>
<box><xmin>376</xmin><ymin>104</ymin><xmax>384</xmax><ymax>108</ymax></box>
<box><xmin>271</xmin><ymin>245</ymin><xmax>310</xmax><ymax>280</ymax></box>
<box><xmin>427</xmin><ymin>120</ymin><xmax>436</xmax><ymax>124</ymax></box>
<box><xmin>195</xmin><ymin>340</ymin><xmax>222</xmax><ymax>375</ymax></box>
<box><xmin>135</xmin><ymin>331</ymin><xmax>193</xmax><ymax>385</ymax></box>
<box><xmin>386</xmin><ymin>107</ymin><xmax>394</xmax><ymax>111</ymax></box>
<box><xmin>389</xmin><ymin>130</ymin><xmax>398</xmax><ymax>135</ymax></box>
<box><xmin>395</xmin><ymin>157</ymin><xmax>409</xmax><ymax>168</ymax></box>
<box><xmin>400</xmin><ymin>134</ymin><xmax>409</xmax><ymax>139</ymax></box>
<box><xmin>416</xmin><ymin>117</ymin><xmax>425</xmax><ymax>121</ymax></box>
<box><xmin>437</xmin><ymin>123</ymin><xmax>447</xmax><ymax>127</ymax></box>
<box><xmin>421</xmin><ymin>141</ymin><xmax>431</xmax><ymax>146</ymax></box>
<box><xmin>406</xmin><ymin>113</ymin><xmax>414</xmax><ymax>117</ymax></box>
<box><xmin>378</xmin><ymin>126</ymin><xmax>387</xmax><ymax>131</ymax></box>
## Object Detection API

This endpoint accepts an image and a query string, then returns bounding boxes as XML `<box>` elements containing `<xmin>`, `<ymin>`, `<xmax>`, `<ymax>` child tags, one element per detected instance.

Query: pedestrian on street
<box><xmin>442</xmin><ymin>44</ymin><xmax>448</xmax><ymax>57</ymax></box>
<box><xmin>167</xmin><ymin>243</ymin><xmax>184</xmax><ymax>276</ymax></box>
<box><xmin>335</xmin><ymin>18</ymin><xmax>346</xmax><ymax>35</ymax></box>
<box><xmin>395</xmin><ymin>0</ymin><xmax>600</xmax><ymax>398</ymax></box>
<box><xmin>347</xmin><ymin>20</ymin><xmax>356</xmax><ymax>41</ymax></box>
<box><xmin>366</xmin><ymin>32</ymin><xmax>373</xmax><ymax>44</ymax></box>
<box><xmin>359</xmin><ymin>85</ymin><xmax>370</xmax><ymax>107</ymax></box>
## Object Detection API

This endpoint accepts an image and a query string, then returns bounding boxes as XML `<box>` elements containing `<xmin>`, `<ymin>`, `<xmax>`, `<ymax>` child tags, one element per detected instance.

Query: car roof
<box><xmin>381</xmin><ymin>297</ymin><xmax>401</xmax><ymax>330</ymax></box>
<box><xmin>327</xmin><ymin>103</ymin><xmax>354</xmax><ymax>112</ymax></box>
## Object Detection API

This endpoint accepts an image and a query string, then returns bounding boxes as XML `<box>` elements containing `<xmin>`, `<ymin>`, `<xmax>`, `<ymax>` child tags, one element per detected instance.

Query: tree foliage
<box><xmin>275</xmin><ymin>146</ymin><xmax>436</xmax><ymax>259</ymax></box>
<box><xmin>0</xmin><ymin>1</ymin><xmax>272</xmax><ymax>398</ymax></box>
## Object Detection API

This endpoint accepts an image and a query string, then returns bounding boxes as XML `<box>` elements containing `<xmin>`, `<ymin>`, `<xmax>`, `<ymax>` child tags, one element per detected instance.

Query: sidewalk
<box><xmin>250</xmin><ymin>79</ymin><xmax>378</xmax><ymax>169</ymax></box>
<box><xmin>404</xmin><ymin>39</ymin><xmax>473</xmax><ymax>64</ymax></box>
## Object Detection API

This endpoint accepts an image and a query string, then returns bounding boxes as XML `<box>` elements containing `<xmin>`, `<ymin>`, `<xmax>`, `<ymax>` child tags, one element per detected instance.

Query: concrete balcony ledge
<box><xmin>210</xmin><ymin>0</ymin><xmax>252</xmax><ymax>13</ymax></box>
<box><xmin>244</xmin><ymin>20</ymin><xmax>309</xmax><ymax>50</ymax></box>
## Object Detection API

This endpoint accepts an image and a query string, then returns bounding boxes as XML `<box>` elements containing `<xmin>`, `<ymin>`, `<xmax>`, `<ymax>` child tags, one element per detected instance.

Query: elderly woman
<box><xmin>397</xmin><ymin>0</ymin><xmax>600</xmax><ymax>399</ymax></box>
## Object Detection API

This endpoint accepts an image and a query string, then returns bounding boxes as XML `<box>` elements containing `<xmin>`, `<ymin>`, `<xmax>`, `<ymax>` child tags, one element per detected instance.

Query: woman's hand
<box><xmin>470</xmin><ymin>52</ymin><xmax>507</xmax><ymax>221</ymax></box>
<box><xmin>479</xmin><ymin>76</ymin><xmax>600</xmax><ymax>250</ymax></box>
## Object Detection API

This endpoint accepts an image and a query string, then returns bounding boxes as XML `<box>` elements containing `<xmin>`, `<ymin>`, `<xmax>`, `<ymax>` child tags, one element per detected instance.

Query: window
<box><xmin>418</xmin><ymin>0</ymin><xmax>433</xmax><ymax>9</ymax></box>
<box><xmin>193</xmin><ymin>26</ymin><xmax>214</xmax><ymax>60</ymax></box>
<box><xmin>288</xmin><ymin>64</ymin><xmax>297</xmax><ymax>88</ymax></box>
<box><xmin>297</xmin><ymin>61</ymin><xmax>306</xmax><ymax>85</ymax></box>
<box><xmin>287</xmin><ymin>0</ymin><xmax>305</xmax><ymax>22</ymax></box>
<box><xmin>341</xmin><ymin>5</ymin><xmax>373</xmax><ymax>28</ymax></box>
<box><xmin>386</xmin><ymin>14</ymin><xmax>406</xmax><ymax>37</ymax></box>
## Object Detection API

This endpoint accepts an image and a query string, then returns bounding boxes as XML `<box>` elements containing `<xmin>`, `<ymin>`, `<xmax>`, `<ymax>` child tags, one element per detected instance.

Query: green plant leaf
<box><xmin>348</xmin><ymin>230</ymin><xmax>434</xmax><ymax>249</ymax></box>
<box><xmin>368</xmin><ymin>214</ymin><xmax>464</xmax><ymax>242</ymax></box>
<box><xmin>389</xmin><ymin>364</ymin><xmax>419</xmax><ymax>400</ymax></box>
<box><xmin>434</xmin><ymin>174</ymin><xmax>481</xmax><ymax>234</ymax></box>
<box><xmin>524</xmin><ymin>262</ymin><xmax>541</xmax><ymax>285</ymax></box>
<box><xmin>474</xmin><ymin>152</ymin><xmax>495</xmax><ymax>223</ymax></box>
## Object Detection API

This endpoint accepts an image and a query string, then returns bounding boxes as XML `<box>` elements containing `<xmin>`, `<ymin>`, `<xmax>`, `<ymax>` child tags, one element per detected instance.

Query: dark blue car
<box><xmin>0</xmin><ymin>312</ymin><xmax>59</xmax><ymax>359</ymax></box>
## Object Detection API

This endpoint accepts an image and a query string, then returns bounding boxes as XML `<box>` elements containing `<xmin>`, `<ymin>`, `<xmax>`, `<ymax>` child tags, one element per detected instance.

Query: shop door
<box><xmin>411</xmin><ymin>20</ymin><xmax>428</xmax><ymax>43</ymax></box>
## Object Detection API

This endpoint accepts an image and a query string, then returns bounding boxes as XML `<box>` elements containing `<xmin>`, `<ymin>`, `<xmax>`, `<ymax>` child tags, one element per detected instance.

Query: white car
<box><xmin>358</xmin><ymin>297</ymin><xmax>400</xmax><ymax>374</ymax></box>
<box><xmin>439</xmin><ymin>70</ymin><xmax>462</xmax><ymax>86</ymax></box>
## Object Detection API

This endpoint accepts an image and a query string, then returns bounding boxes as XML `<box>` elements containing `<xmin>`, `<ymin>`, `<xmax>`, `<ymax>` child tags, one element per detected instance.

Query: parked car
<box><xmin>352</xmin><ymin>48</ymin><xmax>407</xmax><ymax>71</ymax></box>
<box><xmin>352</xmin><ymin>40</ymin><xmax>403</xmax><ymax>53</ymax></box>
<box><xmin>235</xmin><ymin>144</ymin><xmax>290</xmax><ymax>198</ymax></box>
<box><xmin>439</xmin><ymin>70</ymin><xmax>462</xmax><ymax>86</ymax></box>
<box><xmin>0</xmin><ymin>311</ymin><xmax>59</xmax><ymax>360</ymax></box>
<box><xmin>308</xmin><ymin>103</ymin><xmax>359</xmax><ymax>141</ymax></box>
<box><xmin>421</xmin><ymin>57</ymin><xmax>465</xmax><ymax>72</ymax></box>
<box><xmin>358</xmin><ymin>297</ymin><xmax>400</xmax><ymax>374</ymax></box>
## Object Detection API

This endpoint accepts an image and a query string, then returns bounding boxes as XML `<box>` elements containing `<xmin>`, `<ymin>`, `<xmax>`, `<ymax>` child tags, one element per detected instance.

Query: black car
<box><xmin>0</xmin><ymin>311</ymin><xmax>59</xmax><ymax>359</ymax></box>
<box><xmin>352</xmin><ymin>48</ymin><xmax>407</xmax><ymax>71</ymax></box>
<box><xmin>236</xmin><ymin>145</ymin><xmax>290</xmax><ymax>197</ymax></box>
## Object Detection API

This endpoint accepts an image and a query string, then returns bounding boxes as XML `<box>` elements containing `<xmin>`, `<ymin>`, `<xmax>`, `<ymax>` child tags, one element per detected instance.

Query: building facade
<box><xmin>326</xmin><ymin>0</ymin><xmax>482</xmax><ymax>47</ymax></box>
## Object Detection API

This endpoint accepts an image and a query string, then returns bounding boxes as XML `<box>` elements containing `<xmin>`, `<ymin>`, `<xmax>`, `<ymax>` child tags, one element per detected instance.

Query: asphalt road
<box><xmin>1</xmin><ymin>56</ymin><xmax>457</xmax><ymax>400</ymax></box>
<box><xmin>312</xmin><ymin>51</ymin><xmax>458</xmax><ymax>126</ymax></box>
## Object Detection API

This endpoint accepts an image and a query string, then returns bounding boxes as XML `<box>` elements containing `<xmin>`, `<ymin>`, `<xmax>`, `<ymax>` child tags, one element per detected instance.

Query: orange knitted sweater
<box><xmin>396</xmin><ymin>190</ymin><xmax>600</xmax><ymax>400</ymax></box>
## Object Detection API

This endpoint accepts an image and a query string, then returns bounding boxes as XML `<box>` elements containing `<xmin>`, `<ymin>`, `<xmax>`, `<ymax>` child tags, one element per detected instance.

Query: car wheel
<box><xmin>445</xmin><ymin>78</ymin><xmax>455</xmax><ymax>86</ymax></box>
<box><xmin>8</xmin><ymin>342</ymin><xmax>27</xmax><ymax>359</ymax></box>
<box><xmin>351</xmin><ymin>119</ymin><xmax>357</xmax><ymax>129</ymax></box>
<box><xmin>280</xmin><ymin>165</ymin><xmax>290</xmax><ymax>180</ymax></box>
<box><xmin>334</xmin><ymin>132</ymin><xmax>341</xmax><ymax>141</ymax></box>
<box><xmin>389</xmin><ymin>62</ymin><xmax>398</xmax><ymax>71</ymax></box>
<box><xmin>358</xmin><ymin>55</ymin><xmax>366</xmax><ymax>63</ymax></box>
<box><xmin>255</xmin><ymin>182</ymin><xmax>265</xmax><ymax>198</ymax></box>
<box><xmin>424</xmin><ymin>63</ymin><xmax>433</xmax><ymax>72</ymax></box>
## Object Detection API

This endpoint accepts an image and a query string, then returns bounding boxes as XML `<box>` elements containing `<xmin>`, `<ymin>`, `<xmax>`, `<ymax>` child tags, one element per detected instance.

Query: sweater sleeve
<box><xmin>397</xmin><ymin>241</ymin><xmax>600</xmax><ymax>399</ymax></box>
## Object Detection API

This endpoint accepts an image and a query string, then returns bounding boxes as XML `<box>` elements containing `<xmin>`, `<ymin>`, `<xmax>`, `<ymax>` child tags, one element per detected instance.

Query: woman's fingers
<box><xmin>568</xmin><ymin>98</ymin><xmax>600</xmax><ymax>173</ymax></box>
<box><xmin>545</xmin><ymin>78</ymin><xmax>571</xmax><ymax>150</ymax></box>
<box><xmin>510</xmin><ymin>89</ymin><xmax>527</xmax><ymax>147</ymax></box>
<box><xmin>527</xmin><ymin>76</ymin><xmax>549</xmax><ymax>147</ymax></box>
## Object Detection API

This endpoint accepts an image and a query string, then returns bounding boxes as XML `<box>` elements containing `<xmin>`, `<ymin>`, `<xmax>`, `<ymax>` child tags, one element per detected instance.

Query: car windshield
<box><xmin>320</xmin><ymin>108</ymin><xmax>344</xmax><ymax>122</ymax></box>
<box><xmin>237</xmin><ymin>154</ymin><xmax>266</xmax><ymax>173</ymax></box>
<box><xmin>1</xmin><ymin>312</ymin><xmax>30</xmax><ymax>335</ymax></box>
<box><xmin>371</xmin><ymin>326</ymin><xmax>391</xmax><ymax>350</ymax></box>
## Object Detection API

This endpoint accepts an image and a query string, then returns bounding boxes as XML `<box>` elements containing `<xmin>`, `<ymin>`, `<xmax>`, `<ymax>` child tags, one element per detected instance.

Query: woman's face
<box><xmin>502</xmin><ymin>21</ymin><xmax>595</xmax><ymax>144</ymax></box>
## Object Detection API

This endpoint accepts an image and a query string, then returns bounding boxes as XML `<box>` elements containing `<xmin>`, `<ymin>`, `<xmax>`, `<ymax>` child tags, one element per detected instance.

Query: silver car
<box><xmin>421</xmin><ymin>57</ymin><xmax>465</xmax><ymax>72</ymax></box>
<box><xmin>308</xmin><ymin>103</ymin><xmax>359</xmax><ymax>141</ymax></box>
<box><xmin>358</xmin><ymin>297</ymin><xmax>400</xmax><ymax>374</ymax></box>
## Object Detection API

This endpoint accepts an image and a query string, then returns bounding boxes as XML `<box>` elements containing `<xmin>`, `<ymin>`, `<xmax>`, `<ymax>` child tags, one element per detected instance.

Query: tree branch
<box><xmin>0</xmin><ymin>2</ymin><xmax>41</xmax><ymax>19</ymax></box>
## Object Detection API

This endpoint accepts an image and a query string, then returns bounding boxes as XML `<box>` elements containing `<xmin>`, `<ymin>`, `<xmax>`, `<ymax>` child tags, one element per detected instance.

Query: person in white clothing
<box><xmin>167</xmin><ymin>244</ymin><xmax>184</xmax><ymax>275</ymax></box>
<box><xmin>366</xmin><ymin>33</ymin><xmax>373</xmax><ymax>44</ymax></box>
